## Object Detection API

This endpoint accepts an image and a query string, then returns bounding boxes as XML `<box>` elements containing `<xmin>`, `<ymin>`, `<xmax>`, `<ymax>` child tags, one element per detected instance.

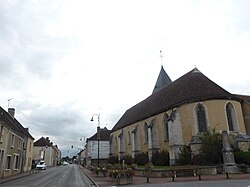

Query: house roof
<box><xmin>34</xmin><ymin>137</ymin><xmax>53</xmax><ymax>147</ymax></box>
<box><xmin>0</xmin><ymin>107</ymin><xmax>34</xmax><ymax>140</ymax></box>
<box><xmin>152</xmin><ymin>65</ymin><xmax>172</xmax><ymax>94</ymax></box>
<box><xmin>87</xmin><ymin>127</ymin><xmax>111</xmax><ymax>141</ymax></box>
<box><xmin>112</xmin><ymin>68</ymin><xmax>242</xmax><ymax>132</ymax></box>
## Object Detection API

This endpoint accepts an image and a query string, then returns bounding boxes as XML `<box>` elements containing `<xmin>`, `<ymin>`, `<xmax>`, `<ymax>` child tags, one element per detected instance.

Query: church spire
<box><xmin>152</xmin><ymin>51</ymin><xmax>172</xmax><ymax>94</ymax></box>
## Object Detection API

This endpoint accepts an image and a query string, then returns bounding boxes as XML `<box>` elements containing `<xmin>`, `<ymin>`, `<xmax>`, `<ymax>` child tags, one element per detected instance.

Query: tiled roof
<box><xmin>234</xmin><ymin>94</ymin><xmax>250</xmax><ymax>103</ymax></box>
<box><xmin>112</xmin><ymin>68</ymin><xmax>241</xmax><ymax>132</ymax></box>
<box><xmin>87</xmin><ymin>127</ymin><xmax>111</xmax><ymax>141</ymax></box>
<box><xmin>34</xmin><ymin>137</ymin><xmax>52</xmax><ymax>147</ymax></box>
<box><xmin>0</xmin><ymin>107</ymin><xmax>34</xmax><ymax>139</ymax></box>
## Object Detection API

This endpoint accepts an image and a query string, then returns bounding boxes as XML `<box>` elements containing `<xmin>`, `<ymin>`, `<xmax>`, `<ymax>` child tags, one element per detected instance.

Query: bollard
<box><xmin>147</xmin><ymin>176</ymin><xmax>149</xmax><ymax>183</ymax></box>
<box><xmin>198</xmin><ymin>174</ymin><xmax>201</xmax><ymax>180</ymax></box>
<box><xmin>172</xmin><ymin>171</ymin><xmax>175</xmax><ymax>182</ymax></box>
<box><xmin>172</xmin><ymin>175</ymin><xmax>175</xmax><ymax>182</ymax></box>
<box><xmin>226</xmin><ymin>172</ymin><xmax>229</xmax><ymax>179</ymax></box>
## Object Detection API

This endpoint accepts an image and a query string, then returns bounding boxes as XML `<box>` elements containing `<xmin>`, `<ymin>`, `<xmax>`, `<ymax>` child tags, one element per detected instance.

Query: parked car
<box><xmin>63</xmin><ymin>161</ymin><xmax>68</xmax><ymax>166</ymax></box>
<box><xmin>36</xmin><ymin>160</ymin><xmax>46</xmax><ymax>170</ymax></box>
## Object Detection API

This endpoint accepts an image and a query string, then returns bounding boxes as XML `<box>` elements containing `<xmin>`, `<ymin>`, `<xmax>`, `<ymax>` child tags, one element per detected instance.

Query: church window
<box><xmin>144</xmin><ymin>123</ymin><xmax>148</xmax><ymax>144</ymax></box>
<box><xmin>196</xmin><ymin>104</ymin><xmax>207</xmax><ymax>132</ymax></box>
<box><xmin>163</xmin><ymin>114</ymin><xmax>169</xmax><ymax>141</ymax></box>
<box><xmin>115</xmin><ymin>137</ymin><xmax>118</xmax><ymax>148</ymax></box>
<box><xmin>226</xmin><ymin>103</ymin><xmax>238</xmax><ymax>131</ymax></box>
<box><xmin>128</xmin><ymin>131</ymin><xmax>131</xmax><ymax>145</ymax></box>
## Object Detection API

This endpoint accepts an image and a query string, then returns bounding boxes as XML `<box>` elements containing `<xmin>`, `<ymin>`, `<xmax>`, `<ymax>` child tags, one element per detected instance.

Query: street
<box><xmin>0</xmin><ymin>164</ymin><xmax>95</xmax><ymax>187</ymax></box>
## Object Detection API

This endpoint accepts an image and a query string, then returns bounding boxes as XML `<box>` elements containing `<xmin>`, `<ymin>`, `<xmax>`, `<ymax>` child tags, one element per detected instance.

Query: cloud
<box><xmin>15</xmin><ymin>101</ymin><xmax>92</xmax><ymax>154</ymax></box>
<box><xmin>1</xmin><ymin>0</ymin><xmax>250</xmax><ymax>157</ymax></box>
<box><xmin>0</xmin><ymin>0</ymin><xmax>78</xmax><ymax>90</ymax></box>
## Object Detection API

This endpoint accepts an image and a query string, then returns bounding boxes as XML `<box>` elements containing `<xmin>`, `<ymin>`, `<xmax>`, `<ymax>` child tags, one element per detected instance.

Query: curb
<box><xmin>79</xmin><ymin>166</ymin><xmax>99</xmax><ymax>187</ymax></box>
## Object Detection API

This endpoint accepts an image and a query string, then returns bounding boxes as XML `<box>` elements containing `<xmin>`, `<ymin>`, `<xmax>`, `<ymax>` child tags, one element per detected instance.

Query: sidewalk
<box><xmin>80</xmin><ymin>166</ymin><xmax>250</xmax><ymax>187</ymax></box>
<box><xmin>0</xmin><ymin>170</ymin><xmax>36</xmax><ymax>184</ymax></box>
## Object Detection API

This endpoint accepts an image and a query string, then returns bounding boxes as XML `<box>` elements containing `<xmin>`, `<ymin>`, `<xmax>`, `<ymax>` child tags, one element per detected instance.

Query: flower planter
<box><xmin>117</xmin><ymin>172</ymin><xmax>133</xmax><ymax>185</ymax></box>
<box><xmin>109</xmin><ymin>169</ymin><xmax>134</xmax><ymax>185</ymax></box>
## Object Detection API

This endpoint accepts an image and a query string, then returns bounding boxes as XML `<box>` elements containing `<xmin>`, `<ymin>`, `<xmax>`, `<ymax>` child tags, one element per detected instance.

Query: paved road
<box><xmin>0</xmin><ymin>164</ymin><xmax>94</xmax><ymax>187</ymax></box>
<box><xmin>125</xmin><ymin>179</ymin><xmax>250</xmax><ymax>187</ymax></box>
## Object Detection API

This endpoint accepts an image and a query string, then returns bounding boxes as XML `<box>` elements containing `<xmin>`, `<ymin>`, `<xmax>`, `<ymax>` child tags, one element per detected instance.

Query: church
<box><xmin>110</xmin><ymin>66</ymin><xmax>250</xmax><ymax>165</ymax></box>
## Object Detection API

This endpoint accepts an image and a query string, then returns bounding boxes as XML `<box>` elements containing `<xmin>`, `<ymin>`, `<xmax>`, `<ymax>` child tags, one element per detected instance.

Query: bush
<box><xmin>176</xmin><ymin>145</ymin><xmax>192</xmax><ymax>165</ymax></box>
<box><xmin>108</xmin><ymin>155</ymin><xmax>119</xmax><ymax>164</ymax></box>
<box><xmin>191</xmin><ymin>154</ymin><xmax>201</xmax><ymax>165</ymax></box>
<box><xmin>121</xmin><ymin>155</ymin><xmax>133</xmax><ymax>165</ymax></box>
<box><xmin>134</xmin><ymin>152</ymin><xmax>148</xmax><ymax>165</ymax></box>
<box><xmin>199</xmin><ymin>129</ymin><xmax>223</xmax><ymax>165</ymax></box>
<box><xmin>152</xmin><ymin>150</ymin><xmax>170</xmax><ymax>166</ymax></box>
<box><xmin>235</xmin><ymin>152</ymin><xmax>250</xmax><ymax>165</ymax></box>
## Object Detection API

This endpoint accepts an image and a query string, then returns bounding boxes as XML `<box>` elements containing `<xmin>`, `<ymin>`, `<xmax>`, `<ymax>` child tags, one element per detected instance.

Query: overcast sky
<box><xmin>1</xmin><ymin>0</ymin><xmax>250</xmax><ymax>157</ymax></box>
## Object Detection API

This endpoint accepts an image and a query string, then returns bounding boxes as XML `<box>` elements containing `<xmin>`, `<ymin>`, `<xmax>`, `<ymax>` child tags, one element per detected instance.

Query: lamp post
<box><xmin>90</xmin><ymin>114</ymin><xmax>100</xmax><ymax>167</ymax></box>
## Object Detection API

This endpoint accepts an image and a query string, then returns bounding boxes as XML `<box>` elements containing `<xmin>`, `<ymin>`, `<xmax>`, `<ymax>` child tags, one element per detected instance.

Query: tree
<box><xmin>199</xmin><ymin>129</ymin><xmax>223</xmax><ymax>165</ymax></box>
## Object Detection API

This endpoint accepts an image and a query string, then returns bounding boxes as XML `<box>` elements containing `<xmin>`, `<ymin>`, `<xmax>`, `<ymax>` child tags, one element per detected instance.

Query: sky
<box><xmin>0</xmin><ymin>0</ymin><xmax>250</xmax><ymax>157</ymax></box>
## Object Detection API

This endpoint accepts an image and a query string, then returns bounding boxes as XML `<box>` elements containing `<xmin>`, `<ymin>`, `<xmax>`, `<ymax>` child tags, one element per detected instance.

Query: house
<box><xmin>0</xmin><ymin>107</ymin><xmax>34</xmax><ymax>178</ymax></box>
<box><xmin>33</xmin><ymin>137</ymin><xmax>61</xmax><ymax>166</ymax></box>
<box><xmin>76</xmin><ymin>149</ymin><xmax>86</xmax><ymax>165</ymax></box>
<box><xmin>110</xmin><ymin>66</ymin><xmax>250</xmax><ymax>165</ymax></box>
<box><xmin>86</xmin><ymin>127</ymin><xmax>111</xmax><ymax>167</ymax></box>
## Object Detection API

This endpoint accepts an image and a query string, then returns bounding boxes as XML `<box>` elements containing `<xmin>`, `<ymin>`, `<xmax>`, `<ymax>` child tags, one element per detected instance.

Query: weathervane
<box><xmin>160</xmin><ymin>50</ymin><xmax>163</xmax><ymax>66</ymax></box>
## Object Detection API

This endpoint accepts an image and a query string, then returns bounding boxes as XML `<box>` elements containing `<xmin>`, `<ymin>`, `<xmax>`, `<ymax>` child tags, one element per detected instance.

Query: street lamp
<box><xmin>90</xmin><ymin>114</ymin><xmax>100</xmax><ymax>167</ymax></box>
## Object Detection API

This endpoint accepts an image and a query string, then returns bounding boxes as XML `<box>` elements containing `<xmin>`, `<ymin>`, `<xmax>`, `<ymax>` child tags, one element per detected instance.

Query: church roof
<box><xmin>112</xmin><ymin>68</ymin><xmax>242</xmax><ymax>132</ymax></box>
<box><xmin>152</xmin><ymin>66</ymin><xmax>172</xmax><ymax>94</ymax></box>
<box><xmin>234</xmin><ymin>94</ymin><xmax>250</xmax><ymax>103</ymax></box>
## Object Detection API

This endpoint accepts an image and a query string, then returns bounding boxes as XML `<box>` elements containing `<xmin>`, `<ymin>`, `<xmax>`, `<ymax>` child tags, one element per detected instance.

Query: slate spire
<box><xmin>152</xmin><ymin>65</ymin><xmax>172</xmax><ymax>94</ymax></box>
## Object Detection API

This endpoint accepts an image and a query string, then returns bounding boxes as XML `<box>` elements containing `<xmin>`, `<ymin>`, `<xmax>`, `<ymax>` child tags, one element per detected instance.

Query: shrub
<box><xmin>191</xmin><ymin>154</ymin><xmax>201</xmax><ymax>165</ymax></box>
<box><xmin>235</xmin><ymin>152</ymin><xmax>250</xmax><ymax>165</ymax></box>
<box><xmin>108</xmin><ymin>155</ymin><xmax>119</xmax><ymax>164</ymax></box>
<box><xmin>176</xmin><ymin>145</ymin><xmax>192</xmax><ymax>165</ymax></box>
<box><xmin>151</xmin><ymin>150</ymin><xmax>170</xmax><ymax>166</ymax></box>
<box><xmin>121</xmin><ymin>155</ymin><xmax>133</xmax><ymax>165</ymax></box>
<box><xmin>134</xmin><ymin>152</ymin><xmax>149</xmax><ymax>165</ymax></box>
<box><xmin>199</xmin><ymin>129</ymin><xmax>223</xmax><ymax>165</ymax></box>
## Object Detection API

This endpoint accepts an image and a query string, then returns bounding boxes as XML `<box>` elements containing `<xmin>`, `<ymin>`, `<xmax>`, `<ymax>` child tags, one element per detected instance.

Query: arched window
<box><xmin>115</xmin><ymin>137</ymin><xmax>118</xmax><ymax>148</ymax></box>
<box><xmin>226</xmin><ymin>103</ymin><xmax>238</xmax><ymax>131</ymax></box>
<box><xmin>144</xmin><ymin>123</ymin><xmax>148</xmax><ymax>144</ymax></box>
<box><xmin>196</xmin><ymin>103</ymin><xmax>207</xmax><ymax>132</ymax></box>
<box><xmin>163</xmin><ymin>114</ymin><xmax>169</xmax><ymax>141</ymax></box>
<box><xmin>128</xmin><ymin>131</ymin><xmax>131</xmax><ymax>145</ymax></box>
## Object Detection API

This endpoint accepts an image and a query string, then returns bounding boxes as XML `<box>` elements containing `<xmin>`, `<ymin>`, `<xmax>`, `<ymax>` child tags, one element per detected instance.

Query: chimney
<box><xmin>8</xmin><ymin>108</ymin><xmax>15</xmax><ymax>118</ymax></box>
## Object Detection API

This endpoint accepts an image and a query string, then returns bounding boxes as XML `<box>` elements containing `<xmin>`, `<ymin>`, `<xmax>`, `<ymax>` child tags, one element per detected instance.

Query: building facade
<box><xmin>0</xmin><ymin>107</ymin><xmax>34</xmax><ymax>178</ymax></box>
<box><xmin>110</xmin><ymin>67</ymin><xmax>250</xmax><ymax>165</ymax></box>
<box><xmin>33</xmin><ymin>137</ymin><xmax>61</xmax><ymax>167</ymax></box>
<box><xmin>86</xmin><ymin>127</ymin><xmax>111</xmax><ymax>167</ymax></box>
